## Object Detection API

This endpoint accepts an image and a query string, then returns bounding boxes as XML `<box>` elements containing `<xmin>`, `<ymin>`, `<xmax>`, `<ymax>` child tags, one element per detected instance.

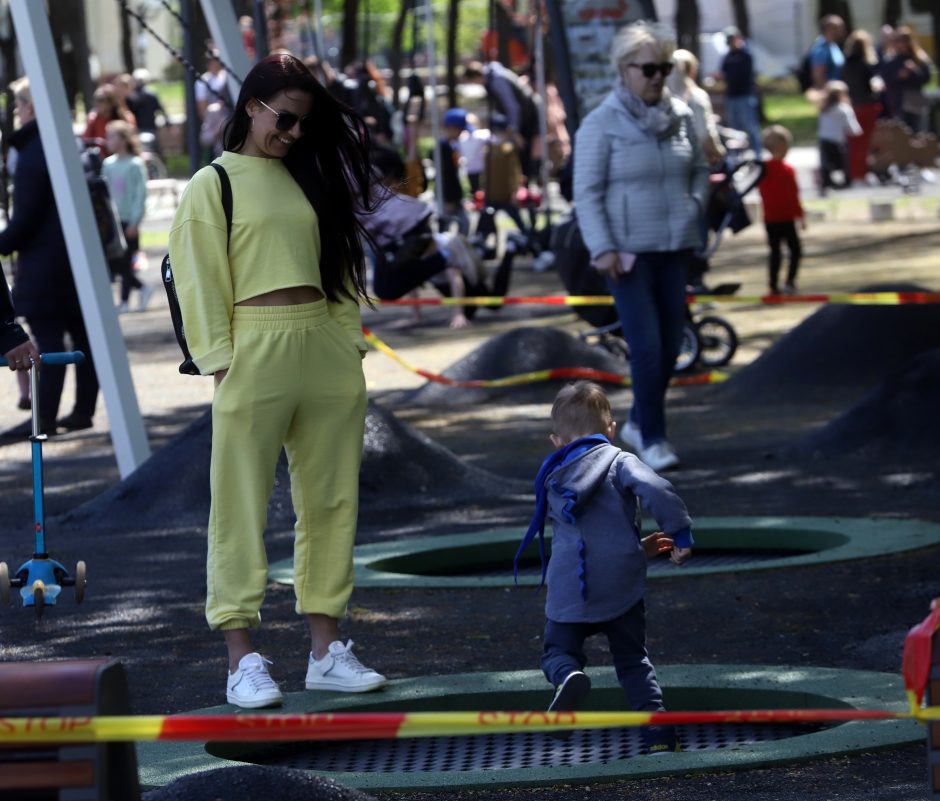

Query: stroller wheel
<box><xmin>674</xmin><ymin>323</ymin><xmax>700</xmax><ymax>373</ymax></box>
<box><xmin>695</xmin><ymin>316</ymin><xmax>738</xmax><ymax>368</ymax></box>
<box><xmin>74</xmin><ymin>561</ymin><xmax>87</xmax><ymax>604</ymax></box>
<box><xmin>0</xmin><ymin>562</ymin><xmax>9</xmax><ymax>606</ymax></box>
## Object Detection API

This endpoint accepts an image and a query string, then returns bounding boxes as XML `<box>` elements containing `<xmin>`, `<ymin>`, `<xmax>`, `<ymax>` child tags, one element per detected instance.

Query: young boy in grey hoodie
<box><xmin>515</xmin><ymin>381</ymin><xmax>693</xmax><ymax>753</ymax></box>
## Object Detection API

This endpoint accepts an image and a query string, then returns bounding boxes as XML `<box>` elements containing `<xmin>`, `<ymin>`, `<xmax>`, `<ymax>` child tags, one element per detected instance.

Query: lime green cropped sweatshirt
<box><xmin>169</xmin><ymin>150</ymin><xmax>367</xmax><ymax>375</ymax></box>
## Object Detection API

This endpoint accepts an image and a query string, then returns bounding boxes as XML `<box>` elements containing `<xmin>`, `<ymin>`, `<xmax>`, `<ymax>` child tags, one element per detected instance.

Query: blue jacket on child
<box><xmin>518</xmin><ymin>436</ymin><xmax>692</xmax><ymax>624</ymax></box>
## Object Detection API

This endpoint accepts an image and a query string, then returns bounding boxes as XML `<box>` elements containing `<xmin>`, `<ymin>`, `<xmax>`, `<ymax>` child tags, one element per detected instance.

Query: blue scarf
<box><xmin>514</xmin><ymin>434</ymin><xmax>610</xmax><ymax>589</ymax></box>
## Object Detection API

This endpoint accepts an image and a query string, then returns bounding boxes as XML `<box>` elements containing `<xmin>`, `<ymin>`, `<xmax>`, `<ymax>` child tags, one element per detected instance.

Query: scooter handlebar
<box><xmin>0</xmin><ymin>351</ymin><xmax>85</xmax><ymax>367</ymax></box>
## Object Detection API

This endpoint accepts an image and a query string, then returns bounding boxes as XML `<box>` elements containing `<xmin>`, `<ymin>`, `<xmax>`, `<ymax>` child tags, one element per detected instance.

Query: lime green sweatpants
<box><xmin>206</xmin><ymin>300</ymin><xmax>366</xmax><ymax>630</ymax></box>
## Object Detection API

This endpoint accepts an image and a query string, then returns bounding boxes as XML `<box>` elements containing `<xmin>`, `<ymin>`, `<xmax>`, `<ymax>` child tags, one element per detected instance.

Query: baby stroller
<box><xmin>553</xmin><ymin>156</ymin><xmax>764</xmax><ymax>373</ymax></box>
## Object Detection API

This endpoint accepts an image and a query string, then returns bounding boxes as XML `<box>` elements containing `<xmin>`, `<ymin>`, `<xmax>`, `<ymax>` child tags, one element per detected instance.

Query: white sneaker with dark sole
<box><xmin>305</xmin><ymin>640</ymin><xmax>387</xmax><ymax>692</ymax></box>
<box><xmin>547</xmin><ymin>670</ymin><xmax>591</xmax><ymax>740</ymax></box>
<box><xmin>226</xmin><ymin>652</ymin><xmax>284</xmax><ymax>709</ymax></box>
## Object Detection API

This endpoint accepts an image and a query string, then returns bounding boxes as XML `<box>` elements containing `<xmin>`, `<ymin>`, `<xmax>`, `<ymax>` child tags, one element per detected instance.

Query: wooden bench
<box><xmin>0</xmin><ymin>659</ymin><xmax>140</xmax><ymax>800</ymax></box>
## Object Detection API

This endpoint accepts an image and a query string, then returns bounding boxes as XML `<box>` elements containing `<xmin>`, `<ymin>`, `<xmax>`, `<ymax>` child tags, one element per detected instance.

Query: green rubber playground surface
<box><xmin>269</xmin><ymin>517</ymin><xmax>940</xmax><ymax>588</ymax></box>
<box><xmin>136</xmin><ymin>664</ymin><xmax>921</xmax><ymax>792</ymax></box>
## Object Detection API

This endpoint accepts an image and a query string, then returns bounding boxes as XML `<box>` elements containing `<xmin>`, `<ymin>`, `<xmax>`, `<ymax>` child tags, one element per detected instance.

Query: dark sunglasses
<box><xmin>627</xmin><ymin>62</ymin><xmax>674</xmax><ymax>78</ymax></box>
<box><xmin>256</xmin><ymin>98</ymin><xmax>309</xmax><ymax>132</ymax></box>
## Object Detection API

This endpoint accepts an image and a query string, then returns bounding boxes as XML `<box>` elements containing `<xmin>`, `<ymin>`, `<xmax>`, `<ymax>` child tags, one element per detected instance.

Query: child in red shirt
<box><xmin>757</xmin><ymin>125</ymin><xmax>805</xmax><ymax>295</ymax></box>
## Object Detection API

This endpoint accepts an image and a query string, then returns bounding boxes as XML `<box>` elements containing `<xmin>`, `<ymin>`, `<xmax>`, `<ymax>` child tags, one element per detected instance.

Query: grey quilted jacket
<box><xmin>573</xmin><ymin>90</ymin><xmax>709</xmax><ymax>259</ymax></box>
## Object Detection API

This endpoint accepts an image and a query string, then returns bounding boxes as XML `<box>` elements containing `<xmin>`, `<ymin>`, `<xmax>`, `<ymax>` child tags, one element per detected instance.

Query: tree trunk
<box><xmin>341</xmin><ymin>0</ymin><xmax>360</xmax><ymax>69</ymax></box>
<box><xmin>494</xmin><ymin>1</ymin><xmax>513</xmax><ymax>66</ymax></box>
<box><xmin>675</xmin><ymin>0</ymin><xmax>700</xmax><ymax>62</ymax></box>
<box><xmin>817</xmin><ymin>1</ymin><xmax>852</xmax><ymax>33</ymax></box>
<box><xmin>446</xmin><ymin>0</ymin><xmax>459</xmax><ymax>108</ymax></box>
<box><xmin>389</xmin><ymin>0</ymin><xmax>412</xmax><ymax>111</ymax></box>
<box><xmin>120</xmin><ymin>2</ymin><xmax>134</xmax><ymax>73</ymax></box>
<box><xmin>730</xmin><ymin>0</ymin><xmax>750</xmax><ymax>40</ymax></box>
<box><xmin>0</xmin><ymin>6</ymin><xmax>15</xmax><ymax>219</ymax></box>
<box><xmin>48</xmin><ymin>0</ymin><xmax>94</xmax><ymax>114</ymax></box>
<box><xmin>882</xmin><ymin>0</ymin><xmax>902</xmax><ymax>27</ymax></box>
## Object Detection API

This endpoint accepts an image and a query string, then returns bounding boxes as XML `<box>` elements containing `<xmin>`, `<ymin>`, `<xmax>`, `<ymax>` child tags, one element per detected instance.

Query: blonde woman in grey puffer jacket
<box><xmin>573</xmin><ymin>21</ymin><xmax>709</xmax><ymax>473</ymax></box>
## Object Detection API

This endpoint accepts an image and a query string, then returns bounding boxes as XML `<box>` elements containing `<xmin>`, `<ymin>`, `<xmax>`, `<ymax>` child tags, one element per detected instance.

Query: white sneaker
<box><xmin>618</xmin><ymin>421</ymin><xmax>643</xmax><ymax>453</ymax></box>
<box><xmin>305</xmin><ymin>640</ymin><xmax>387</xmax><ymax>692</ymax></box>
<box><xmin>532</xmin><ymin>251</ymin><xmax>556</xmax><ymax>272</ymax></box>
<box><xmin>137</xmin><ymin>283</ymin><xmax>155</xmax><ymax>311</ymax></box>
<box><xmin>639</xmin><ymin>441</ymin><xmax>680</xmax><ymax>472</ymax></box>
<box><xmin>548</xmin><ymin>670</ymin><xmax>591</xmax><ymax>713</ymax></box>
<box><xmin>116</xmin><ymin>301</ymin><xmax>130</xmax><ymax>315</ymax></box>
<box><xmin>226</xmin><ymin>652</ymin><xmax>284</xmax><ymax>709</ymax></box>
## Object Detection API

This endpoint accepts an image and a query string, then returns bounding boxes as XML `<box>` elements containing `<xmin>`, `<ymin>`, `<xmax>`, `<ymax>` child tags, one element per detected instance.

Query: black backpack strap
<box><xmin>208</xmin><ymin>162</ymin><xmax>232</xmax><ymax>245</ymax></box>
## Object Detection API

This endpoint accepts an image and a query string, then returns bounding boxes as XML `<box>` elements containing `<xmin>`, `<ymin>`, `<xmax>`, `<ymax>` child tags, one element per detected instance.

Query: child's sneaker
<box><xmin>226</xmin><ymin>652</ymin><xmax>284</xmax><ymax>709</ymax></box>
<box><xmin>643</xmin><ymin>724</ymin><xmax>681</xmax><ymax>755</ymax></box>
<box><xmin>782</xmin><ymin>283</ymin><xmax>798</xmax><ymax>295</ymax></box>
<box><xmin>305</xmin><ymin>640</ymin><xmax>387</xmax><ymax>692</ymax></box>
<box><xmin>547</xmin><ymin>670</ymin><xmax>591</xmax><ymax>740</ymax></box>
<box><xmin>548</xmin><ymin>670</ymin><xmax>591</xmax><ymax>713</ymax></box>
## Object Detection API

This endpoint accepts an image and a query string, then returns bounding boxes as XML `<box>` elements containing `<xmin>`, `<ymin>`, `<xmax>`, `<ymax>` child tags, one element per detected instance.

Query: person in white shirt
<box><xmin>816</xmin><ymin>80</ymin><xmax>862</xmax><ymax>192</ymax></box>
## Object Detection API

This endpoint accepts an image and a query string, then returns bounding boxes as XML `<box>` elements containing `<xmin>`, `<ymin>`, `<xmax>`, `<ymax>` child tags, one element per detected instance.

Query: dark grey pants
<box><xmin>541</xmin><ymin>600</ymin><xmax>664</xmax><ymax>712</ymax></box>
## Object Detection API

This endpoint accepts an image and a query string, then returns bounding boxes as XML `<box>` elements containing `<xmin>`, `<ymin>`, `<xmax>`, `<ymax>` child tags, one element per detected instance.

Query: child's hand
<box><xmin>800</xmin><ymin>217</ymin><xmax>807</xmax><ymax>231</ymax></box>
<box><xmin>670</xmin><ymin>546</ymin><xmax>692</xmax><ymax>566</ymax></box>
<box><xmin>641</xmin><ymin>531</ymin><xmax>674</xmax><ymax>558</ymax></box>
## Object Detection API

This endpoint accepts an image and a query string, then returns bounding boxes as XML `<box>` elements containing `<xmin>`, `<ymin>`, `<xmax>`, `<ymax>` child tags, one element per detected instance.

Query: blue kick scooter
<box><xmin>0</xmin><ymin>351</ymin><xmax>87</xmax><ymax>617</ymax></box>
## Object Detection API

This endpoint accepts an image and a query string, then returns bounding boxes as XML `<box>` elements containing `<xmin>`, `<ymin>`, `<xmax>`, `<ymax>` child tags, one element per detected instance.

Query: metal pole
<box><xmin>9</xmin><ymin>0</ymin><xmax>150</xmax><ymax>478</ymax></box>
<box><xmin>181</xmin><ymin>0</ymin><xmax>200</xmax><ymax>175</ymax></box>
<box><xmin>424</xmin><ymin>0</ymin><xmax>445</xmax><ymax>224</ymax></box>
<box><xmin>200</xmin><ymin>0</ymin><xmax>252</xmax><ymax>99</ymax></box>
<box><xmin>532</xmin><ymin>0</ymin><xmax>551</xmax><ymax>223</ymax></box>
<box><xmin>253</xmin><ymin>0</ymin><xmax>269</xmax><ymax>59</ymax></box>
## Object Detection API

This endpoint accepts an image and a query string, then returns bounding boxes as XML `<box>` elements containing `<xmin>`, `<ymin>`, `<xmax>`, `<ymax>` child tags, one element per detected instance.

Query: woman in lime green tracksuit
<box><xmin>169</xmin><ymin>54</ymin><xmax>387</xmax><ymax>709</ymax></box>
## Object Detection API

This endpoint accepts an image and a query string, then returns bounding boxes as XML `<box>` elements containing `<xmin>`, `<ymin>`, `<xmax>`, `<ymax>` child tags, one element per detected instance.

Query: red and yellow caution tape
<box><xmin>375</xmin><ymin>292</ymin><xmax>940</xmax><ymax>307</ymax></box>
<box><xmin>362</xmin><ymin>327</ymin><xmax>726</xmax><ymax>389</ymax></box>
<box><xmin>0</xmin><ymin>705</ymin><xmax>935</xmax><ymax>744</ymax></box>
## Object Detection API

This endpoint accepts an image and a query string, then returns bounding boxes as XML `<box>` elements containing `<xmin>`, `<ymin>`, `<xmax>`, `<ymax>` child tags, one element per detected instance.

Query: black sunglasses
<box><xmin>256</xmin><ymin>98</ymin><xmax>309</xmax><ymax>132</ymax></box>
<box><xmin>627</xmin><ymin>62</ymin><xmax>674</xmax><ymax>79</ymax></box>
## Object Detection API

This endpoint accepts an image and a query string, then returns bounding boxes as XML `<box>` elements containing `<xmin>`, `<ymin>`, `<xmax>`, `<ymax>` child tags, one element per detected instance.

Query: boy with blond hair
<box><xmin>758</xmin><ymin>124</ymin><xmax>805</xmax><ymax>295</ymax></box>
<box><xmin>515</xmin><ymin>381</ymin><xmax>692</xmax><ymax>753</ymax></box>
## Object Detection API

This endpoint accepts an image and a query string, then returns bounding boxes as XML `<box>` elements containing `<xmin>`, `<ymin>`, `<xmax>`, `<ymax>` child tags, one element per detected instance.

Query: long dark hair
<box><xmin>223</xmin><ymin>54</ymin><xmax>376</xmax><ymax>303</ymax></box>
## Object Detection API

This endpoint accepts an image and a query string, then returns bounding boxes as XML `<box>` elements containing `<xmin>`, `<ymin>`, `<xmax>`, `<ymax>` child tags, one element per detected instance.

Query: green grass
<box><xmin>762</xmin><ymin>92</ymin><xmax>819</xmax><ymax>146</ymax></box>
<box><xmin>153</xmin><ymin>81</ymin><xmax>185</xmax><ymax>118</ymax></box>
<box><xmin>140</xmin><ymin>230</ymin><xmax>170</xmax><ymax>251</ymax></box>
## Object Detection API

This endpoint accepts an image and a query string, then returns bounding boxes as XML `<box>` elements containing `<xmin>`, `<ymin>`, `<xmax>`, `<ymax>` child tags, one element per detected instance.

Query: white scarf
<box><xmin>616</xmin><ymin>85</ymin><xmax>680</xmax><ymax>139</ymax></box>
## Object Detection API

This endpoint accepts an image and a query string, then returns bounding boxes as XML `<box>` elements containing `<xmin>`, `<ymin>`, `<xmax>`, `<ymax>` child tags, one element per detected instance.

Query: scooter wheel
<box><xmin>33</xmin><ymin>584</ymin><xmax>45</xmax><ymax>618</ymax></box>
<box><xmin>74</xmin><ymin>561</ymin><xmax>86</xmax><ymax>604</ymax></box>
<box><xmin>0</xmin><ymin>562</ymin><xmax>9</xmax><ymax>606</ymax></box>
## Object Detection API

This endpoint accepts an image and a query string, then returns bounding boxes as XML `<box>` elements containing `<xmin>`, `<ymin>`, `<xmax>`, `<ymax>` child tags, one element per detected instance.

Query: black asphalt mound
<box><xmin>58</xmin><ymin>403</ymin><xmax>524</xmax><ymax>531</ymax></box>
<box><xmin>408</xmin><ymin>326</ymin><xmax>627</xmax><ymax>406</ymax></box>
<box><xmin>143</xmin><ymin>765</ymin><xmax>376</xmax><ymax>801</ymax></box>
<box><xmin>795</xmin><ymin>348</ymin><xmax>940</xmax><ymax>459</ymax></box>
<box><xmin>713</xmin><ymin>284</ymin><xmax>940</xmax><ymax>405</ymax></box>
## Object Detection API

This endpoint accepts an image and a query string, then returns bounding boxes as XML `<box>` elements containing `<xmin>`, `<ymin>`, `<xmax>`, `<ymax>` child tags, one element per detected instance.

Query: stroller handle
<box><xmin>0</xmin><ymin>351</ymin><xmax>85</xmax><ymax>367</ymax></box>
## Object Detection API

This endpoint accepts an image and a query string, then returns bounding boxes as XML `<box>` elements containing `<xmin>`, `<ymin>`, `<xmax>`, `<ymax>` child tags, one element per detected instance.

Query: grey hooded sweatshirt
<box><xmin>544</xmin><ymin>442</ymin><xmax>692</xmax><ymax>624</ymax></box>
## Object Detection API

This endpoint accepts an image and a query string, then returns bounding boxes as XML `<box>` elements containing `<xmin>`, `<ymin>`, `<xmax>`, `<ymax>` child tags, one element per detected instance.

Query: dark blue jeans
<box><xmin>606</xmin><ymin>251</ymin><xmax>689</xmax><ymax>446</ymax></box>
<box><xmin>541</xmin><ymin>601</ymin><xmax>664</xmax><ymax>713</ymax></box>
<box><xmin>27</xmin><ymin>309</ymin><xmax>99</xmax><ymax>426</ymax></box>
